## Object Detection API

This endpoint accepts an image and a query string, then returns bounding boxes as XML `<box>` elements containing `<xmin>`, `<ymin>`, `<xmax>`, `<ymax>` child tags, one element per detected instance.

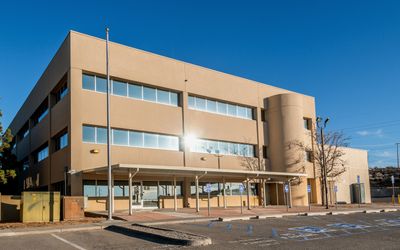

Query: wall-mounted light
<box><xmin>90</xmin><ymin>149</ymin><xmax>99</xmax><ymax>154</ymax></box>
<box><xmin>200</xmin><ymin>157</ymin><xmax>207</xmax><ymax>161</ymax></box>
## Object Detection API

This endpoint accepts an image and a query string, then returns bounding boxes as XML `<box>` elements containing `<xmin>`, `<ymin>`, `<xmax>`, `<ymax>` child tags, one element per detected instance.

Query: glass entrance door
<box><xmin>131</xmin><ymin>181</ymin><xmax>143</xmax><ymax>208</ymax></box>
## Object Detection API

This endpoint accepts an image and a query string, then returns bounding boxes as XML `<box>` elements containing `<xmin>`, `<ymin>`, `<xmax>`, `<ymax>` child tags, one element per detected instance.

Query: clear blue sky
<box><xmin>0</xmin><ymin>0</ymin><xmax>399</xmax><ymax>167</ymax></box>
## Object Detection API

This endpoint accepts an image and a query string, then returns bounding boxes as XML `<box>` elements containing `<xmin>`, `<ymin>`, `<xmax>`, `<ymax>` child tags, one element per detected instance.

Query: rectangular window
<box><xmin>37</xmin><ymin>146</ymin><xmax>49</xmax><ymax>162</ymax></box>
<box><xmin>206</xmin><ymin>100</ymin><xmax>217</xmax><ymax>113</ymax></box>
<box><xmin>129</xmin><ymin>131</ymin><xmax>143</xmax><ymax>147</ymax></box>
<box><xmin>143</xmin><ymin>86</ymin><xmax>157</xmax><ymax>102</ymax></box>
<box><xmin>227</xmin><ymin>104</ymin><xmax>237</xmax><ymax>116</ymax></box>
<box><xmin>82</xmin><ymin>126</ymin><xmax>96</xmax><ymax>143</ymax></box>
<box><xmin>237</xmin><ymin>106</ymin><xmax>247</xmax><ymax>118</ymax></box>
<box><xmin>55</xmin><ymin>83</ymin><xmax>68</xmax><ymax>103</ymax></box>
<box><xmin>37</xmin><ymin>109</ymin><xmax>48</xmax><ymax>123</ymax></box>
<box><xmin>305</xmin><ymin>151</ymin><xmax>313</xmax><ymax>162</ymax></box>
<box><xmin>112</xmin><ymin>129</ymin><xmax>129</xmax><ymax>146</ymax></box>
<box><xmin>82</xmin><ymin>125</ymin><xmax>180</xmax><ymax>151</ymax></box>
<box><xmin>217</xmin><ymin>102</ymin><xmax>227</xmax><ymax>115</ymax></box>
<box><xmin>144</xmin><ymin>133</ymin><xmax>158</xmax><ymax>148</ymax></box>
<box><xmin>96</xmin><ymin>76</ymin><xmax>107</xmax><ymax>93</ymax></box>
<box><xmin>112</xmin><ymin>80</ymin><xmax>127</xmax><ymax>96</ymax></box>
<box><xmin>157</xmin><ymin>89</ymin><xmax>170</xmax><ymax>104</ymax></box>
<box><xmin>55</xmin><ymin>132</ymin><xmax>68</xmax><ymax>151</ymax></box>
<box><xmin>128</xmin><ymin>84</ymin><xmax>142</xmax><ymax>99</ymax></box>
<box><xmin>262</xmin><ymin>145</ymin><xmax>268</xmax><ymax>159</ymax></box>
<box><xmin>261</xmin><ymin>109</ymin><xmax>266</xmax><ymax>122</ymax></box>
<box><xmin>188</xmin><ymin>95</ymin><xmax>254</xmax><ymax>120</ymax></box>
<box><xmin>96</xmin><ymin>127</ymin><xmax>107</xmax><ymax>144</ymax></box>
<box><xmin>304</xmin><ymin>118</ymin><xmax>311</xmax><ymax>130</ymax></box>
<box><xmin>170</xmin><ymin>92</ymin><xmax>178</xmax><ymax>106</ymax></box>
<box><xmin>82</xmin><ymin>74</ymin><xmax>95</xmax><ymax>90</ymax></box>
<box><xmin>188</xmin><ymin>96</ymin><xmax>195</xmax><ymax>109</ymax></box>
<box><xmin>190</xmin><ymin>138</ymin><xmax>254</xmax><ymax>157</ymax></box>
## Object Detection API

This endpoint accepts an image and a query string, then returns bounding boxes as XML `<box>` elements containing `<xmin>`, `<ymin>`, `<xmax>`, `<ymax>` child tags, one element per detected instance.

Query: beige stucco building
<box><xmin>9</xmin><ymin>31</ymin><xmax>370</xmax><ymax>212</ymax></box>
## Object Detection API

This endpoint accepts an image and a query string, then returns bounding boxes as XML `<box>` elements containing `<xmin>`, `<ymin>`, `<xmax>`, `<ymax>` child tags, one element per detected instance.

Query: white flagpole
<box><xmin>106</xmin><ymin>28</ymin><xmax>112</xmax><ymax>220</ymax></box>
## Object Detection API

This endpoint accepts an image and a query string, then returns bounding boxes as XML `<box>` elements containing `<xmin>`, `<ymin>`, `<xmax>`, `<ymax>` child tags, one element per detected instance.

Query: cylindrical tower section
<box><xmin>267</xmin><ymin>93</ymin><xmax>308</xmax><ymax>206</ymax></box>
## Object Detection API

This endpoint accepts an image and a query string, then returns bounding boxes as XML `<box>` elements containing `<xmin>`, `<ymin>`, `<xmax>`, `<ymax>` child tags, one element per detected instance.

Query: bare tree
<box><xmin>289</xmin><ymin>130</ymin><xmax>349</xmax><ymax>206</ymax></box>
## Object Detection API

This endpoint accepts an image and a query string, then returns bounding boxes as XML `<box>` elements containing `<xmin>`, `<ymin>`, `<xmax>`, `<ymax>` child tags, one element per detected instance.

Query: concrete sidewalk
<box><xmin>88</xmin><ymin>202</ymin><xmax>400</xmax><ymax>224</ymax></box>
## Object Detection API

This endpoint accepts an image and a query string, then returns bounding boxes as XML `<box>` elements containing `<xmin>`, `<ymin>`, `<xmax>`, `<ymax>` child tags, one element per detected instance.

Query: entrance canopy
<box><xmin>83</xmin><ymin>163</ymin><xmax>306</xmax><ymax>182</ymax></box>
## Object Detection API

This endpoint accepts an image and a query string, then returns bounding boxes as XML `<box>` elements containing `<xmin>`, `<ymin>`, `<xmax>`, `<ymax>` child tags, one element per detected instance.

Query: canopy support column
<box><xmin>195</xmin><ymin>175</ymin><xmax>199</xmax><ymax>212</ymax></box>
<box><xmin>223</xmin><ymin>177</ymin><xmax>227</xmax><ymax>209</ymax></box>
<box><xmin>246</xmin><ymin>178</ymin><xmax>251</xmax><ymax>210</ymax></box>
<box><xmin>173</xmin><ymin>176</ymin><xmax>177</xmax><ymax>212</ymax></box>
<box><xmin>128</xmin><ymin>170</ymin><xmax>132</xmax><ymax>215</ymax></box>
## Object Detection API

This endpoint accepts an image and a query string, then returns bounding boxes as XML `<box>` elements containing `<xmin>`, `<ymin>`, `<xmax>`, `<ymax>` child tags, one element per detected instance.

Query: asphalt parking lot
<box><xmin>162</xmin><ymin>211</ymin><xmax>400</xmax><ymax>249</ymax></box>
<box><xmin>1</xmin><ymin>212</ymin><xmax>400</xmax><ymax>249</ymax></box>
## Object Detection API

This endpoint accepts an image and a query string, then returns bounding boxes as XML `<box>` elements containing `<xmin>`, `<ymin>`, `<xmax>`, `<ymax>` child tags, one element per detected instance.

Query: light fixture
<box><xmin>90</xmin><ymin>149</ymin><xmax>100</xmax><ymax>154</ymax></box>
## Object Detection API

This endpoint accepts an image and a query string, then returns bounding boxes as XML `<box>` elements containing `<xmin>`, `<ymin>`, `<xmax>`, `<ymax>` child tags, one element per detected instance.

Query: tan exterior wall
<box><xmin>334</xmin><ymin>148</ymin><xmax>371</xmax><ymax>204</ymax></box>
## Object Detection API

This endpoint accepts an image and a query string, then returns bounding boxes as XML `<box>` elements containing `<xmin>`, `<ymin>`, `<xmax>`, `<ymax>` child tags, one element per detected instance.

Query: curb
<box><xmin>140</xmin><ymin>217</ymin><xmax>219</xmax><ymax>226</ymax></box>
<box><xmin>219</xmin><ymin>216</ymin><xmax>255</xmax><ymax>222</ymax></box>
<box><xmin>106</xmin><ymin>224</ymin><xmax>212</xmax><ymax>247</ymax></box>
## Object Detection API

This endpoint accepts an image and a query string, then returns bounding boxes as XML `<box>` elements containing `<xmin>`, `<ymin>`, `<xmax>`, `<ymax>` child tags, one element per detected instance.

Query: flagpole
<box><xmin>106</xmin><ymin>27</ymin><xmax>112</xmax><ymax>220</ymax></box>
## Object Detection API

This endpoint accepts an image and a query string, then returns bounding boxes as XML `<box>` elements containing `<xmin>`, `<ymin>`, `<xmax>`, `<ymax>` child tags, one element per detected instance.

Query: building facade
<box><xmin>9</xmin><ymin>31</ymin><xmax>369</xmax><ymax>211</ymax></box>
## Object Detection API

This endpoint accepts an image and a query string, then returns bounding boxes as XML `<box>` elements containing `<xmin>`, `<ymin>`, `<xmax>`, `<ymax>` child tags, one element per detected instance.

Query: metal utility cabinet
<box><xmin>21</xmin><ymin>192</ymin><xmax>60</xmax><ymax>223</ymax></box>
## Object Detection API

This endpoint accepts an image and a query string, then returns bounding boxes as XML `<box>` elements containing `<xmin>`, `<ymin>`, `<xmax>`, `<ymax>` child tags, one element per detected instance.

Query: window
<box><xmin>157</xmin><ymin>89</ymin><xmax>170</xmax><ymax>104</ymax></box>
<box><xmin>22</xmin><ymin>159</ymin><xmax>29</xmax><ymax>171</ymax></box>
<box><xmin>96</xmin><ymin>77</ymin><xmax>107</xmax><ymax>93</ymax></box>
<box><xmin>82</xmin><ymin>126</ymin><xmax>96</xmax><ymax>143</ymax></box>
<box><xmin>188</xmin><ymin>96</ymin><xmax>195</xmax><ymax>108</ymax></box>
<box><xmin>262</xmin><ymin>145</ymin><xmax>268</xmax><ymax>159</ymax></box>
<box><xmin>83</xmin><ymin>126</ymin><xmax>107</xmax><ymax>144</ymax></box>
<box><xmin>129</xmin><ymin>131</ymin><xmax>143</xmax><ymax>147</ymax></box>
<box><xmin>36</xmin><ymin>146</ymin><xmax>49</xmax><ymax>162</ymax></box>
<box><xmin>128</xmin><ymin>84</ymin><xmax>142</xmax><ymax>99</ymax></box>
<box><xmin>82</xmin><ymin>74</ymin><xmax>95</xmax><ymax>90</ymax></box>
<box><xmin>190</xmin><ymin>138</ymin><xmax>255</xmax><ymax>157</ymax></box>
<box><xmin>55</xmin><ymin>132</ymin><xmax>68</xmax><ymax>151</ymax></box>
<box><xmin>304</xmin><ymin>118</ymin><xmax>311</xmax><ymax>130</ymax></box>
<box><xmin>305</xmin><ymin>151</ymin><xmax>313</xmax><ymax>162</ymax></box>
<box><xmin>82</xmin><ymin>74</ymin><xmax>179</xmax><ymax>107</ymax></box>
<box><xmin>97</xmin><ymin>127</ymin><xmax>107</xmax><ymax>144</ymax></box>
<box><xmin>33</xmin><ymin>100</ymin><xmax>49</xmax><ymax>125</ymax></box>
<box><xmin>144</xmin><ymin>133</ymin><xmax>158</xmax><ymax>148</ymax></box>
<box><xmin>188</xmin><ymin>96</ymin><xmax>254</xmax><ymax>120</ymax></box>
<box><xmin>112</xmin><ymin>80</ymin><xmax>127</xmax><ymax>96</ymax></box>
<box><xmin>55</xmin><ymin>83</ymin><xmax>68</xmax><ymax>103</ymax></box>
<box><xmin>19</xmin><ymin>123</ymin><xmax>29</xmax><ymax>140</ymax></box>
<box><xmin>227</xmin><ymin>104</ymin><xmax>237</xmax><ymax>116</ymax></box>
<box><xmin>206</xmin><ymin>100</ymin><xmax>217</xmax><ymax>113</ymax></box>
<box><xmin>143</xmin><ymin>87</ymin><xmax>156</xmax><ymax>102</ymax></box>
<box><xmin>261</xmin><ymin>109</ymin><xmax>266</xmax><ymax>122</ymax></box>
<box><xmin>112</xmin><ymin>129</ymin><xmax>129</xmax><ymax>146</ymax></box>
<box><xmin>217</xmin><ymin>102</ymin><xmax>227</xmax><ymax>115</ymax></box>
<box><xmin>83</xmin><ymin>125</ymin><xmax>180</xmax><ymax>151</ymax></box>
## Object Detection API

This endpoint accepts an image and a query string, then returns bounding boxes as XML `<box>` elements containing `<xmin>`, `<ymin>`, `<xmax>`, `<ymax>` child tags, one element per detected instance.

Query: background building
<box><xmin>8</xmin><ymin>31</ymin><xmax>370</xmax><ymax>211</ymax></box>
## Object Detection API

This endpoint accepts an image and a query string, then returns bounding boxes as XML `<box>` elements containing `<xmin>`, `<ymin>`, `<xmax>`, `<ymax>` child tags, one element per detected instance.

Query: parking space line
<box><xmin>51</xmin><ymin>234</ymin><xmax>87</xmax><ymax>250</ymax></box>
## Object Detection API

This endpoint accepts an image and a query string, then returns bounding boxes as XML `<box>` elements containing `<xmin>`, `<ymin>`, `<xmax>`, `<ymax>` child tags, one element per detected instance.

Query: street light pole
<box><xmin>396</xmin><ymin>143</ymin><xmax>400</xmax><ymax>169</ymax></box>
<box><xmin>106</xmin><ymin>28</ymin><xmax>112</xmax><ymax>221</ymax></box>
<box><xmin>317</xmin><ymin>117</ymin><xmax>330</xmax><ymax>209</ymax></box>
